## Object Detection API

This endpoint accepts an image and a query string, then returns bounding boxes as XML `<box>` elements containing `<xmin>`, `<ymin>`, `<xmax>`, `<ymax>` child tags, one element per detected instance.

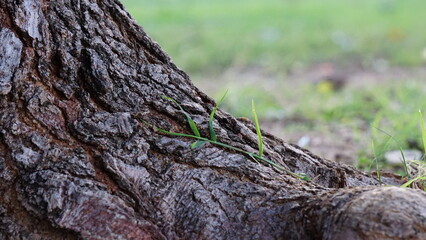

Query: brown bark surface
<box><xmin>0</xmin><ymin>0</ymin><xmax>425</xmax><ymax>239</ymax></box>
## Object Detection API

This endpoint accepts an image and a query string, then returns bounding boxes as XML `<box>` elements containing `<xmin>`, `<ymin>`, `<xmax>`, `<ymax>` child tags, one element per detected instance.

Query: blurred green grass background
<box><xmin>123</xmin><ymin>0</ymin><xmax>426</xmax><ymax>74</ymax></box>
<box><xmin>121</xmin><ymin>0</ymin><xmax>426</xmax><ymax>173</ymax></box>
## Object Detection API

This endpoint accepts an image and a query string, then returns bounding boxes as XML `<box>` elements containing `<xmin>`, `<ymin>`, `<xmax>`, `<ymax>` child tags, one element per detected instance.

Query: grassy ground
<box><xmin>198</xmin><ymin>68</ymin><xmax>426</xmax><ymax>171</ymax></box>
<box><xmin>121</xmin><ymin>0</ymin><xmax>426</xmax><ymax>174</ymax></box>
<box><xmin>123</xmin><ymin>0</ymin><xmax>426</xmax><ymax>74</ymax></box>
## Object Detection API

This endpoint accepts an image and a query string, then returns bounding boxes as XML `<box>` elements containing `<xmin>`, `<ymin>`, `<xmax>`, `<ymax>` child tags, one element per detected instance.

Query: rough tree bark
<box><xmin>0</xmin><ymin>0</ymin><xmax>425</xmax><ymax>239</ymax></box>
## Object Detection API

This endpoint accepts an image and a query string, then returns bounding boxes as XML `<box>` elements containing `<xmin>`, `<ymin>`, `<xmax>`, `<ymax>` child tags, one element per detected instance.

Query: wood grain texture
<box><xmin>0</xmin><ymin>0</ymin><xmax>425</xmax><ymax>239</ymax></box>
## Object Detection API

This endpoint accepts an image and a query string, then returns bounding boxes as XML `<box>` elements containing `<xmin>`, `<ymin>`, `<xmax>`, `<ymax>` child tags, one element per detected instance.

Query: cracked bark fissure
<box><xmin>0</xmin><ymin>0</ymin><xmax>426</xmax><ymax>239</ymax></box>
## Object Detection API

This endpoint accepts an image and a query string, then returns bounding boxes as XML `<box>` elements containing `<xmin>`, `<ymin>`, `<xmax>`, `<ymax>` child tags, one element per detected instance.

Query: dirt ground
<box><xmin>194</xmin><ymin>64</ymin><xmax>426</xmax><ymax>166</ymax></box>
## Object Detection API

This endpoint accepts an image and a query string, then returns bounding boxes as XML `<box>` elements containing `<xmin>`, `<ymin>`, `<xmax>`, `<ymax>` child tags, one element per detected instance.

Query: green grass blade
<box><xmin>144</xmin><ymin>98</ymin><xmax>309</xmax><ymax>181</ymax></box>
<box><xmin>186</xmin><ymin>117</ymin><xmax>201</xmax><ymax>137</ymax></box>
<box><xmin>162</xmin><ymin>95</ymin><xmax>201</xmax><ymax>137</ymax></box>
<box><xmin>146</xmin><ymin>121</ymin><xmax>307</xmax><ymax>180</ymax></box>
<box><xmin>299</xmin><ymin>173</ymin><xmax>311</xmax><ymax>181</ymax></box>
<box><xmin>161</xmin><ymin>95</ymin><xmax>179</xmax><ymax>105</ymax></box>
<box><xmin>209</xmin><ymin>90</ymin><xmax>228</xmax><ymax>142</ymax></box>
<box><xmin>372</xmin><ymin>126</ymin><xmax>410</xmax><ymax>178</ymax></box>
<box><xmin>252</xmin><ymin>100</ymin><xmax>263</xmax><ymax>157</ymax></box>
<box><xmin>371</xmin><ymin>112</ymin><xmax>383</xmax><ymax>140</ymax></box>
<box><xmin>248</xmin><ymin>154</ymin><xmax>261</xmax><ymax>164</ymax></box>
<box><xmin>191</xmin><ymin>140</ymin><xmax>206</xmax><ymax>149</ymax></box>
<box><xmin>398</xmin><ymin>147</ymin><xmax>409</xmax><ymax>178</ymax></box>
<box><xmin>154</xmin><ymin>127</ymin><xmax>199</xmax><ymax>138</ymax></box>
<box><xmin>401</xmin><ymin>176</ymin><xmax>426</xmax><ymax>188</ymax></box>
<box><xmin>419</xmin><ymin>110</ymin><xmax>426</xmax><ymax>154</ymax></box>
<box><xmin>371</xmin><ymin>141</ymin><xmax>381</xmax><ymax>184</ymax></box>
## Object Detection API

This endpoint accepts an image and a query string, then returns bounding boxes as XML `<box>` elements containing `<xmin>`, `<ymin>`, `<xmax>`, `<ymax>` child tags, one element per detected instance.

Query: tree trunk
<box><xmin>1</xmin><ymin>0</ymin><xmax>425</xmax><ymax>239</ymax></box>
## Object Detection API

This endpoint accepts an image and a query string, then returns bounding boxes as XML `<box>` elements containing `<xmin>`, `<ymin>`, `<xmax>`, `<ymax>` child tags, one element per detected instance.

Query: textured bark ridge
<box><xmin>0</xmin><ymin>1</ymin><xmax>425</xmax><ymax>239</ymax></box>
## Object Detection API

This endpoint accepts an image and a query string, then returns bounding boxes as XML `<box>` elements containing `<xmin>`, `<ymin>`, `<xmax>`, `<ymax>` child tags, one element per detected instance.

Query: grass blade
<box><xmin>398</xmin><ymin>147</ymin><xmax>409</xmax><ymax>179</ymax></box>
<box><xmin>153</xmin><ymin>126</ymin><xmax>198</xmax><ymax>138</ymax></box>
<box><xmin>419</xmin><ymin>110</ymin><xmax>426</xmax><ymax>154</ymax></box>
<box><xmin>191</xmin><ymin>140</ymin><xmax>206</xmax><ymax>149</ymax></box>
<box><xmin>144</xmin><ymin>121</ymin><xmax>307</xmax><ymax>180</ymax></box>
<box><xmin>252</xmin><ymin>100</ymin><xmax>263</xmax><ymax>157</ymax></box>
<box><xmin>144</xmin><ymin>97</ymin><xmax>308</xmax><ymax>181</ymax></box>
<box><xmin>248</xmin><ymin>154</ymin><xmax>261</xmax><ymax>164</ymax></box>
<box><xmin>187</xmin><ymin>117</ymin><xmax>201</xmax><ymax>137</ymax></box>
<box><xmin>371</xmin><ymin>126</ymin><xmax>410</xmax><ymax>178</ymax></box>
<box><xmin>371</xmin><ymin>141</ymin><xmax>381</xmax><ymax>184</ymax></box>
<box><xmin>401</xmin><ymin>176</ymin><xmax>426</xmax><ymax>188</ymax></box>
<box><xmin>162</xmin><ymin>95</ymin><xmax>200</xmax><ymax>137</ymax></box>
<box><xmin>209</xmin><ymin>90</ymin><xmax>228</xmax><ymax>142</ymax></box>
<box><xmin>299</xmin><ymin>173</ymin><xmax>311</xmax><ymax>181</ymax></box>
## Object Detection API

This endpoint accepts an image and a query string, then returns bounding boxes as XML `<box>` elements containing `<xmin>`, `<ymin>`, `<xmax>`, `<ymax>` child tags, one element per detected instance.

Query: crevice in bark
<box><xmin>0</xmin><ymin>142</ymin><xmax>78</xmax><ymax>239</ymax></box>
<box><xmin>0</xmin><ymin>190</ymin><xmax>79</xmax><ymax>239</ymax></box>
